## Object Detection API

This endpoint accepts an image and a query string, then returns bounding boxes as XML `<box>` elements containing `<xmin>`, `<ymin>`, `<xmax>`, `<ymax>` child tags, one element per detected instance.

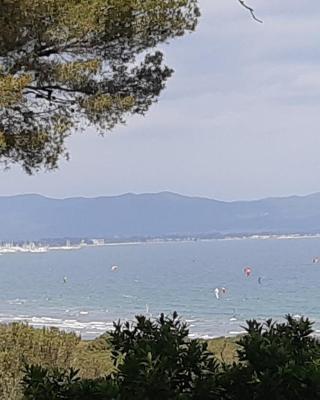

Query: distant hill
<box><xmin>1</xmin><ymin>192</ymin><xmax>320</xmax><ymax>241</ymax></box>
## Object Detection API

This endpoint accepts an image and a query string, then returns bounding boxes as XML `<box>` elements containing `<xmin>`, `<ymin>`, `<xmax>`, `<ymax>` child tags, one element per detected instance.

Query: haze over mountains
<box><xmin>1</xmin><ymin>192</ymin><xmax>320</xmax><ymax>241</ymax></box>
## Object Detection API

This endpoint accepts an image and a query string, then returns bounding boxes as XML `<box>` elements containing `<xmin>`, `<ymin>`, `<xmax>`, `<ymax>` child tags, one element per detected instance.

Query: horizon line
<box><xmin>0</xmin><ymin>190</ymin><xmax>319</xmax><ymax>203</ymax></box>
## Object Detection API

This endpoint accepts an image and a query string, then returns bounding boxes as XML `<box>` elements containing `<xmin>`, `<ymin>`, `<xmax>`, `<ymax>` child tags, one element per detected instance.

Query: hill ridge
<box><xmin>1</xmin><ymin>192</ymin><xmax>320</xmax><ymax>240</ymax></box>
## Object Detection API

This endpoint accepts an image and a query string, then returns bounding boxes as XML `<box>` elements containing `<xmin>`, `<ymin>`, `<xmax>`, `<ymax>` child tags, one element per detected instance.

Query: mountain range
<box><xmin>1</xmin><ymin>191</ymin><xmax>320</xmax><ymax>241</ymax></box>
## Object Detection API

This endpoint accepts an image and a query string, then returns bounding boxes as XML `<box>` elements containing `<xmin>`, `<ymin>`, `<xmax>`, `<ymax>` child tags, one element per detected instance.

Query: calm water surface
<box><xmin>0</xmin><ymin>238</ymin><xmax>319</xmax><ymax>338</ymax></box>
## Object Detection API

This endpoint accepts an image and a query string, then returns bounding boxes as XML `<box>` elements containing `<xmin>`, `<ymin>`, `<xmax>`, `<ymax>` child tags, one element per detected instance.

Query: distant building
<box><xmin>92</xmin><ymin>239</ymin><xmax>105</xmax><ymax>245</ymax></box>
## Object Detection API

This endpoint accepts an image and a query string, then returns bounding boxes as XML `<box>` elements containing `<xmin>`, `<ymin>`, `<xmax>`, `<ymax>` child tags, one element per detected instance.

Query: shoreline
<box><xmin>0</xmin><ymin>315</ymin><xmax>245</xmax><ymax>340</ymax></box>
<box><xmin>0</xmin><ymin>312</ymin><xmax>319</xmax><ymax>341</ymax></box>
<box><xmin>2</xmin><ymin>233</ymin><xmax>320</xmax><ymax>255</ymax></box>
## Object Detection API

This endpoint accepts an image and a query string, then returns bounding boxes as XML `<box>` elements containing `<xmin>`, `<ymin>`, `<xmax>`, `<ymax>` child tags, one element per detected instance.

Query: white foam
<box><xmin>0</xmin><ymin>314</ymin><xmax>114</xmax><ymax>337</ymax></box>
<box><xmin>229</xmin><ymin>330</ymin><xmax>246</xmax><ymax>335</ymax></box>
<box><xmin>199</xmin><ymin>334</ymin><xmax>216</xmax><ymax>339</ymax></box>
<box><xmin>8</xmin><ymin>299</ymin><xmax>27</xmax><ymax>305</ymax></box>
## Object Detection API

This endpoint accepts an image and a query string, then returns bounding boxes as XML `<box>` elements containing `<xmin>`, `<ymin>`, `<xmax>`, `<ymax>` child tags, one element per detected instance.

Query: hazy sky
<box><xmin>2</xmin><ymin>0</ymin><xmax>320</xmax><ymax>200</ymax></box>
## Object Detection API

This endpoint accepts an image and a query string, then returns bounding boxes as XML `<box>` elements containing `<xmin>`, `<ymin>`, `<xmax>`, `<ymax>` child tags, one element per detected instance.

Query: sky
<box><xmin>2</xmin><ymin>0</ymin><xmax>320</xmax><ymax>201</ymax></box>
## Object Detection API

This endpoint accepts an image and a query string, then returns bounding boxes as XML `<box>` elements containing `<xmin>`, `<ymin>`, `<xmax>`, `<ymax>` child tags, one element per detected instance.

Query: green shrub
<box><xmin>20</xmin><ymin>314</ymin><xmax>320</xmax><ymax>400</ymax></box>
<box><xmin>109</xmin><ymin>312</ymin><xmax>221</xmax><ymax>399</ymax></box>
<box><xmin>22</xmin><ymin>365</ymin><xmax>119</xmax><ymax>400</ymax></box>
<box><xmin>222</xmin><ymin>315</ymin><xmax>320</xmax><ymax>400</ymax></box>
<box><xmin>0</xmin><ymin>323</ymin><xmax>111</xmax><ymax>399</ymax></box>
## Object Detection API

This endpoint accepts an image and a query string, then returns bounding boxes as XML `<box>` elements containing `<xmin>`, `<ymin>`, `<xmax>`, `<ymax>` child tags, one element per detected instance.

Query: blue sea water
<box><xmin>0</xmin><ymin>238</ymin><xmax>319</xmax><ymax>339</ymax></box>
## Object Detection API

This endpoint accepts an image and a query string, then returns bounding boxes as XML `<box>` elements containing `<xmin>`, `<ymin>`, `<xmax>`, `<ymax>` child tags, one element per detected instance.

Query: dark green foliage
<box><xmin>22</xmin><ymin>365</ymin><xmax>80</xmax><ymax>400</ymax></box>
<box><xmin>109</xmin><ymin>312</ymin><xmax>221</xmax><ymax>399</ymax></box>
<box><xmin>21</xmin><ymin>313</ymin><xmax>222</xmax><ymax>399</ymax></box>
<box><xmin>21</xmin><ymin>314</ymin><xmax>320</xmax><ymax>400</ymax></box>
<box><xmin>222</xmin><ymin>315</ymin><xmax>320</xmax><ymax>400</ymax></box>
<box><xmin>22</xmin><ymin>365</ymin><xmax>120</xmax><ymax>400</ymax></box>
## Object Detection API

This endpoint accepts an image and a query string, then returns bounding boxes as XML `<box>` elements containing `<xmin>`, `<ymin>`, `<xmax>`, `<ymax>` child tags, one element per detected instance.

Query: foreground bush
<box><xmin>221</xmin><ymin>316</ymin><xmax>320</xmax><ymax>399</ymax></box>
<box><xmin>0</xmin><ymin>323</ymin><xmax>111</xmax><ymax>400</ymax></box>
<box><xmin>21</xmin><ymin>313</ymin><xmax>320</xmax><ymax>399</ymax></box>
<box><xmin>109</xmin><ymin>312</ymin><xmax>221</xmax><ymax>399</ymax></box>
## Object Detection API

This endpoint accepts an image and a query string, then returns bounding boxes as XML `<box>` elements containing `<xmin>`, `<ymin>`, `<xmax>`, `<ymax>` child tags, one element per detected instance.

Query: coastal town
<box><xmin>0</xmin><ymin>239</ymin><xmax>106</xmax><ymax>254</ymax></box>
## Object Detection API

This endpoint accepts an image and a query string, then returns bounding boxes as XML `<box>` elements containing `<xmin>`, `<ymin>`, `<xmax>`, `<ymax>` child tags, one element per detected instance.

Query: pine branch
<box><xmin>238</xmin><ymin>0</ymin><xmax>263</xmax><ymax>23</ymax></box>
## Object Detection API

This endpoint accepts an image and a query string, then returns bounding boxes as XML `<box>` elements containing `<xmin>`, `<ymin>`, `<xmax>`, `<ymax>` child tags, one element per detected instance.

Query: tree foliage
<box><xmin>109</xmin><ymin>312</ymin><xmax>220</xmax><ymax>399</ymax></box>
<box><xmin>21</xmin><ymin>313</ymin><xmax>320</xmax><ymax>400</ymax></box>
<box><xmin>0</xmin><ymin>0</ymin><xmax>200</xmax><ymax>173</ymax></box>
<box><xmin>223</xmin><ymin>315</ymin><xmax>320</xmax><ymax>399</ymax></box>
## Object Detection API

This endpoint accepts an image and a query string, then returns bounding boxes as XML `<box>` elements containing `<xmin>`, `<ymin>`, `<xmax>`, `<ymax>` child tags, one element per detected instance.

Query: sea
<box><xmin>0</xmin><ymin>237</ymin><xmax>319</xmax><ymax>339</ymax></box>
